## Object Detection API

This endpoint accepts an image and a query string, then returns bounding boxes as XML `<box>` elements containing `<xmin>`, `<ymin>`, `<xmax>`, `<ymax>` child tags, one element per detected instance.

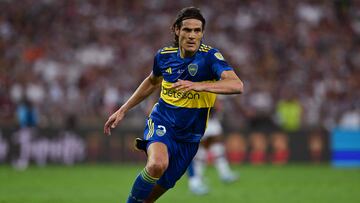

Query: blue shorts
<box><xmin>143</xmin><ymin>117</ymin><xmax>199</xmax><ymax>189</ymax></box>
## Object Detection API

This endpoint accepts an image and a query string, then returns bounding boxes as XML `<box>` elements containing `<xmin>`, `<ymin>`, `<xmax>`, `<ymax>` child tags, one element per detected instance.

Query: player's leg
<box><xmin>127</xmin><ymin>142</ymin><xmax>169</xmax><ymax>203</ymax></box>
<box><xmin>144</xmin><ymin>184</ymin><xmax>167</xmax><ymax>203</ymax></box>
<box><xmin>188</xmin><ymin>144</ymin><xmax>209</xmax><ymax>195</ymax></box>
<box><xmin>208</xmin><ymin>136</ymin><xmax>238</xmax><ymax>183</ymax></box>
<box><xmin>193</xmin><ymin>142</ymin><xmax>208</xmax><ymax>178</ymax></box>
<box><xmin>149</xmin><ymin>141</ymin><xmax>199</xmax><ymax>201</ymax></box>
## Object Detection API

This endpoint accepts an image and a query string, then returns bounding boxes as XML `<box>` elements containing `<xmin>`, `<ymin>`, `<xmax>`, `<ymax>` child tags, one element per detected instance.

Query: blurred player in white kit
<box><xmin>188</xmin><ymin>99</ymin><xmax>238</xmax><ymax>195</ymax></box>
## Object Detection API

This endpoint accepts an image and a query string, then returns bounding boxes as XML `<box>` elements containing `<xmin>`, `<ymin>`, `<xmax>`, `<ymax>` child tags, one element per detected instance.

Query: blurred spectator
<box><xmin>12</xmin><ymin>97</ymin><xmax>38</xmax><ymax>170</ymax></box>
<box><xmin>0</xmin><ymin>0</ymin><xmax>358</xmax><ymax>134</ymax></box>
<box><xmin>225</xmin><ymin>132</ymin><xmax>247</xmax><ymax>164</ymax></box>
<box><xmin>270</xmin><ymin>132</ymin><xmax>289</xmax><ymax>165</ymax></box>
<box><xmin>276</xmin><ymin>92</ymin><xmax>303</xmax><ymax>133</ymax></box>
<box><xmin>0</xmin><ymin>130</ymin><xmax>9</xmax><ymax>162</ymax></box>
<box><xmin>249</xmin><ymin>132</ymin><xmax>268</xmax><ymax>165</ymax></box>
<box><xmin>307</xmin><ymin>128</ymin><xmax>325</xmax><ymax>163</ymax></box>
<box><xmin>338</xmin><ymin>106</ymin><xmax>360</xmax><ymax>130</ymax></box>
<box><xmin>16</xmin><ymin>98</ymin><xmax>38</xmax><ymax>128</ymax></box>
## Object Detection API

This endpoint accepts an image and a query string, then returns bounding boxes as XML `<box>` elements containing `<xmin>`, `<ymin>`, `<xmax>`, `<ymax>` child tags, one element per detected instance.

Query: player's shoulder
<box><xmin>198</xmin><ymin>44</ymin><xmax>225</xmax><ymax>60</ymax></box>
<box><xmin>198</xmin><ymin>43</ymin><xmax>214</xmax><ymax>53</ymax></box>
<box><xmin>199</xmin><ymin>43</ymin><xmax>223</xmax><ymax>55</ymax></box>
<box><xmin>158</xmin><ymin>46</ymin><xmax>179</xmax><ymax>55</ymax></box>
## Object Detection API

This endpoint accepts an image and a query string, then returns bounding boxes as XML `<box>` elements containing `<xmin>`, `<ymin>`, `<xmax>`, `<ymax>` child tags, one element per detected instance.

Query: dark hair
<box><xmin>171</xmin><ymin>7</ymin><xmax>206</xmax><ymax>47</ymax></box>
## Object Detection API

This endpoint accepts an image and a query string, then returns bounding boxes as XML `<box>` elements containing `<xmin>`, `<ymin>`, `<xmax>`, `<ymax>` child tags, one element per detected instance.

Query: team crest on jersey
<box><xmin>188</xmin><ymin>64</ymin><xmax>198</xmax><ymax>76</ymax></box>
<box><xmin>214</xmin><ymin>52</ymin><xmax>224</xmax><ymax>61</ymax></box>
<box><xmin>156</xmin><ymin>125</ymin><xmax>166</xmax><ymax>136</ymax></box>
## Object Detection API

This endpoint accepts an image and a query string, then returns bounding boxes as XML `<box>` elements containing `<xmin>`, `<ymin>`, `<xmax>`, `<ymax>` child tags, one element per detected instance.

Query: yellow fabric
<box><xmin>277</xmin><ymin>100</ymin><xmax>302</xmax><ymax>132</ymax></box>
<box><xmin>160</xmin><ymin>80</ymin><xmax>217</xmax><ymax>108</ymax></box>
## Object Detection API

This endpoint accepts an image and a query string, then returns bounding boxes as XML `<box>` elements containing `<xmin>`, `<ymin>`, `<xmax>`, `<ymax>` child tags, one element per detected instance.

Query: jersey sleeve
<box><xmin>152</xmin><ymin>52</ymin><xmax>162</xmax><ymax>77</ymax></box>
<box><xmin>208</xmin><ymin>49</ymin><xmax>233</xmax><ymax>80</ymax></box>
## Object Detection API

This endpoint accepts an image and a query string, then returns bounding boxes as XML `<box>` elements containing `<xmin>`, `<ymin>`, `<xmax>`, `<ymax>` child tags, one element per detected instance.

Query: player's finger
<box><xmin>172</xmin><ymin>79</ymin><xmax>185</xmax><ymax>88</ymax></box>
<box><xmin>111</xmin><ymin>117</ymin><xmax>120</xmax><ymax>128</ymax></box>
<box><xmin>184</xmin><ymin>87</ymin><xmax>192</xmax><ymax>92</ymax></box>
<box><xmin>104</xmin><ymin>126</ymin><xmax>110</xmax><ymax>136</ymax></box>
<box><xmin>104</xmin><ymin>118</ymin><xmax>114</xmax><ymax>135</ymax></box>
<box><xmin>172</xmin><ymin>83</ymin><xmax>182</xmax><ymax>89</ymax></box>
<box><xmin>105</xmin><ymin>128</ymin><xmax>111</xmax><ymax>136</ymax></box>
<box><xmin>175</xmin><ymin>85</ymin><xmax>186</xmax><ymax>91</ymax></box>
<box><xmin>172</xmin><ymin>82</ymin><xmax>180</xmax><ymax>88</ymax></box>
<box><xmin>178</xmin><ymin>83</ymin><xmax>192</xmax><ymax>91</ymax></box>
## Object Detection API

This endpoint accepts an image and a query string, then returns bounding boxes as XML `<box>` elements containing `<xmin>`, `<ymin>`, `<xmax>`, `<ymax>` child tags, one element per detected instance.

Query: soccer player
<box><xmin>104</xmin><ymin>7</ymin><xmax>243</xmax><ymax>203</ymax></box>
<box><xmin>188</xmin><ymin>100</ymin><xmax>238</xmax><ymax>195</ymax></box>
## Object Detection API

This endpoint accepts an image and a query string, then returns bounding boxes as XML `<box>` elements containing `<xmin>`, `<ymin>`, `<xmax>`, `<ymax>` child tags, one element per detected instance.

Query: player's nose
<box><xmin>189</xmin><ymin>31</ymin><xmax>196</xmax><ymax>39</ymax></box>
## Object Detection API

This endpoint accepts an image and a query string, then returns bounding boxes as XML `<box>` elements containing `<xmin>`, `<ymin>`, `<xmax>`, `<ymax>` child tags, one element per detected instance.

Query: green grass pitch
<box><xmin>1</xmin><ymin>164</ymin><xmax>359</xmax><ymax>203</ymax></box>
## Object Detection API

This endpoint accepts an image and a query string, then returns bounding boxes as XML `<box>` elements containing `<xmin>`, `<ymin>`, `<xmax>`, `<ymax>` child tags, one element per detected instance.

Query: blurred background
<box><xmin>0</xmin><ymin>0</ymin><xmax>359</xmax><ymax>168</ymax></box>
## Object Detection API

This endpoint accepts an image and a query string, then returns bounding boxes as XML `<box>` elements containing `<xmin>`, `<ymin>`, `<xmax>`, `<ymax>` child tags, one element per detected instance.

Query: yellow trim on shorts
<box><xmin>146</xmin><ymin>118</ymin><xmax>155</xmax><ymax>140</ymax></box>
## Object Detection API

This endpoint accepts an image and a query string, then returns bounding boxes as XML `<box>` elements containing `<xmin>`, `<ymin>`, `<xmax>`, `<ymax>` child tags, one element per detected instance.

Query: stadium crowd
<box><xmin>0</xmin><ymin>0</ymin><xmax>359</xmax><ymax>132</ymax></box>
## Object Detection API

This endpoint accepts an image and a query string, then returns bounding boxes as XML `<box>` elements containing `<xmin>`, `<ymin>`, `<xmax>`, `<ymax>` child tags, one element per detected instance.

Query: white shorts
<box><xmin>203</xmin><ymin>118</ymin><xmax>223</xmax><ymax>138</ymax></box>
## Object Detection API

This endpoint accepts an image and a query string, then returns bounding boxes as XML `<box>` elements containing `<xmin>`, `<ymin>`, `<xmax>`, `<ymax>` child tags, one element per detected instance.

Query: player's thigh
<box><xmin>147</xmin><ymin>142</ymin><xmax>169</xmax><ymax>168</ymax></box>
<box><xmin>158</xmin><ymin>142</ymin><xmax>199</xmax><ymax>189</ymax></box>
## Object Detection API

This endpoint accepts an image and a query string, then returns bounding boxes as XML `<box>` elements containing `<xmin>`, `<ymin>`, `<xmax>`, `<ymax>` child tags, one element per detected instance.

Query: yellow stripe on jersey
<box><xmin>163</xmin><ymin>47</ymin><xmax>178</xmax><ymax>51</ymax></box>
<box><xmin>199</xmin><ymin>44</ymin><xmax>212</xmax><ymax>52</ymax></box>
<box><xmin>160</xmin><ymin>50</ymin><xmax>178</xmax><ymax>54</ymax></box>
<box><xmin>160</xmin><ymin>80</ymin><xmax>217</xmax><ymax>108</ymax></box>
<box><xmin>200</xmin><ymin>44</ymin><xmax>212</xmax><ymax>49</ymax></box>
<box><xmin>198</xmin><ymin>48</ymin><xmax>209</xmax><ymax>52</ymax></box>
<box><xmin>160</xmin><ymin>47</ymin><xmax>178</xmax><ymax>54</ymax></box>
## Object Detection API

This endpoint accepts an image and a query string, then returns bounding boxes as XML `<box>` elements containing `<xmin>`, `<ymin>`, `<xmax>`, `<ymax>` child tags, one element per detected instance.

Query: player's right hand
<box><xmin>104</xmin><ymin>110</ymin><xmax>125</xmax><ymax>136</ymax></box>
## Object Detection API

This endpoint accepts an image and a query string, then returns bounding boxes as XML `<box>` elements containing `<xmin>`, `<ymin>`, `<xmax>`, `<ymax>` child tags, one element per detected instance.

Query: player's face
<box><xmin>176</xmin><ymin>19</ymin><xmax>203</xmax><ymax>57</ymax></box>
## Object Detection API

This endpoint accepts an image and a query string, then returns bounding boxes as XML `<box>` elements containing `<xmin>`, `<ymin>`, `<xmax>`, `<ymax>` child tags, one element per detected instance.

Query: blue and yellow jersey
<box><xmin>149</xmin><ymin>44</ymin><xmax>233</xmax><ymax>142</ymax></box>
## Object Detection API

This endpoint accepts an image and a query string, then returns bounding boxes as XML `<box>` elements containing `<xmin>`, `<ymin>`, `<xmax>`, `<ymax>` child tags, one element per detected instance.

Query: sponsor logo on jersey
<box><xmin>160</xmin><ymin>80</ymin><xmax>216</xmax><ymax>108</ymax></box>
<box><xmin>161</xmin><ymin>87</ymin><xmax>200</xmax><ymax>100</ymax></box>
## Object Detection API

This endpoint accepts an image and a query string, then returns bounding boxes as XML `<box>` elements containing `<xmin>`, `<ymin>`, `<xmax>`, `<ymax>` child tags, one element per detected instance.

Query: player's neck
<box><xmin>179</xmin><ymin>47</ymin><xmax>196</xmax><ymax>58</ymax></box>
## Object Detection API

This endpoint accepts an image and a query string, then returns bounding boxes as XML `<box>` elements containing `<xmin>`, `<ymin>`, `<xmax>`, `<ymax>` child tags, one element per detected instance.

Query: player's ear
<box><xmin>175</xmin><ymin>26</ymin><xmax>180</xmax><ymax>36</ymax></box>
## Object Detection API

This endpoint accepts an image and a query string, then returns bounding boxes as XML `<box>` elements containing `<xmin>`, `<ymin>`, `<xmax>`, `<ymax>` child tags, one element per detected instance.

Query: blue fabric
<box><xmin>332</xmin><ymin>151</ymin><xmax>360</xmax><ymax>160</ymax></box>
<box><xmin>17</xmin><ymin>104</ymin><xmax>37</xmax><ymax>128</ymax></box>
<box><xmin>127</xmin><ymin>171</ymin><xmax>156</xmax><ymax>203</ymax></box>
<box><xmin>153</xmin><ymin>45</ymin><xmax>232</xmax><ymax>82</ymax></box>
<box><xmin>143</xmin><ymin>118</ymin><xmax>199</xmax><ymax>189</ymax></box>
<box><xmin>187</xmin><ymin>161</ymin><xmax>195</xmax><ymax>177</ymax></box>
<box><xmin>150</xmin><ymin>101</ymin><xmax>208</xmax><ymax>142</ymax></box>
<box><xmin>149</xmin><ymin>44</ymin><xmax>233</xmax><ymax>142</ymax></box>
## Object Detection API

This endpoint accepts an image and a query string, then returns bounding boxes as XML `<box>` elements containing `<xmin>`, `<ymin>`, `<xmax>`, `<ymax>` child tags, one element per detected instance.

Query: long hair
<box><xmin>171</xmin><ymin>7</ymin><xmax>206</xmax><ymax>47</ymax></box>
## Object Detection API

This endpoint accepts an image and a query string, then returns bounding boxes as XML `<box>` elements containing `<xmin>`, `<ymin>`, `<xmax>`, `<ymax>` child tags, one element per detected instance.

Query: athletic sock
<box><xmin>193</xmin><ymin>146</ymin><xmax>206</xmax><ymax>178</ymax></box>
<box><xmin>210</xmin><ymin>143</ymin><xmax>233</xmax><ymax>178</ymax></box>
<box><xmin>127</xmin><ymin>168</ymin><xmax>159</xmax><ymax>203</ymax></box>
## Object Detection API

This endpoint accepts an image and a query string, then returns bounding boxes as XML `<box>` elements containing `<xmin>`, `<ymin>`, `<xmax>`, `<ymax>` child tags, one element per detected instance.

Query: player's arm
<box><xmin>104</xmin><ymin>73</ymin><xmax>162</xmax><ymax>135</ymax></box>
<box><xmin>173</xmin><ymin>70</ymin><xmax>243</xmax><ymax>94</ymax></box>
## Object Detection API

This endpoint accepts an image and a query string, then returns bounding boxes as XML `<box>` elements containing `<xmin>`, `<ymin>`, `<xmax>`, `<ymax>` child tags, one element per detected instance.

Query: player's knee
<box><xmin>146</xmin><ymin>158</ymin><xmax>168</xmax><ymax>177</ymax></box>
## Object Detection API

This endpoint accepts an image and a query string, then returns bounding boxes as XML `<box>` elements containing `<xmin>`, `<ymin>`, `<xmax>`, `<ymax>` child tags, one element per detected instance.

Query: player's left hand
<box><xmin>172</xmin><ymin>79</ymin><xmax>204</xmax><ymax>92</ymax></box>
